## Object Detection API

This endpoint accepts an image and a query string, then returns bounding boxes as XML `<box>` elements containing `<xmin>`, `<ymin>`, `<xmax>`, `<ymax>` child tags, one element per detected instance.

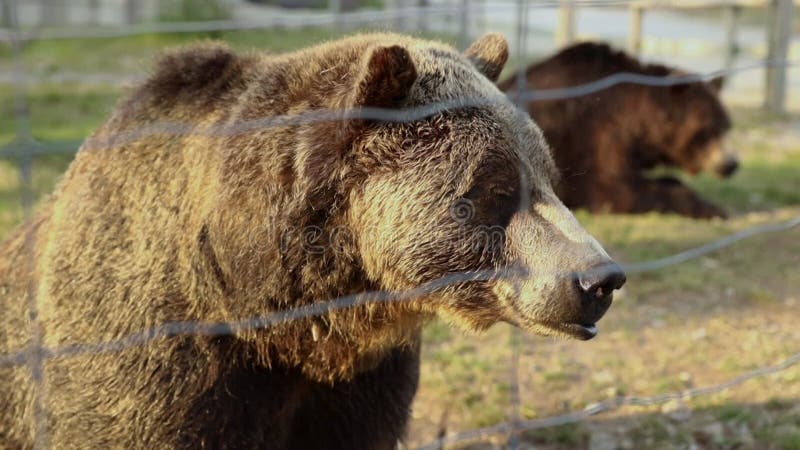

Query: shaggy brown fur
<box><xmin>1</xmin><ymin>34</ymin><xmax>624</xmax><ymax>449</ymax></box>
<box><xmin>500</xmin><ymin>42</ymin><xmax>735</xmax><ymax>219</ymax></box>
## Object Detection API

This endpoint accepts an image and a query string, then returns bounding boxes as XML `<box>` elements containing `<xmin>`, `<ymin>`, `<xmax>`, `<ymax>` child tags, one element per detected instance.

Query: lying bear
<box><xmin>0</xmin><ymin>34</ymin><xmax>625</xmax><ymax>449</ymax></box>
<box><xmin>500</xmin><ymin>42</ymin><xmax>737</xmax><ymax>219</ymax></box>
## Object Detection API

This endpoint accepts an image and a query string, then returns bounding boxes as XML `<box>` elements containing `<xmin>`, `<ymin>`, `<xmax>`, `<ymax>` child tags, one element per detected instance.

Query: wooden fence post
<box><xmin>765</xmin><ymin>0</ymin><xmax>794</xmax><ymax>112</ymax></box>
<box><xmin>629</xmin><ymin>5</ymin><xmax>643</xmax><ymax>56</ymax></box>
<box><xmin>556</xmin><ymin>0</ymin><xmax>575</xmax><ymax>46</ymax></box>
<box><xmin>417</xmin><ymin>0</ymin><xmax>428</xmax><ymax>32</ymax></box>
<box><xmin>125</xmin><ymin>0</ymin><xmax>140</xmax><ymax>24</ymax></box>
<box><xmin>40</xmin><ymin>0</ymin><xmax>64</xmax><ymax>26</ymax></box>
<box><xmin>1</xmin><ymin>0</ymin><xmax>12</xmax><ymax>28</ymax></box>
<box><xmin>390</xmin><ymin>0</ymin><xmax>405</xmax><ymax>31</ymax></box>
<box><xmin>723</xmin><ymin>4</ymin><xmax>741</xmax><ymax>70</ymax></box>
<box><xmin>329</xmin><ymin>0</ymin><xmax>341</xmax><ymax>26</ymax></box>
<box><xmin>457</xmin><ymin>0</ymin><xmax>469</xmax><ymax>49</ymax></box>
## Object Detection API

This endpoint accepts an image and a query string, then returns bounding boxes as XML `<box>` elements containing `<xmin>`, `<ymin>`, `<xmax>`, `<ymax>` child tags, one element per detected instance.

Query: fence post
<box><xmin>88</xmin><ymin>0</ymin><xmax>100</xmax><ymax>25</ymax></box>
<box><xmin>723</xmin><ymin>5</ymin><xmax>740</xmax><ymax>70</ymax></box>
<box><xmin>556</xmin><ymin>0</ymin><xmax>575</xmax><ymax>46</ymax></box>
<box><xmin>514</xmin><ymin>0</ymin><xmax>529</xmax><ymax>95</ymax></box>
<box><xmin>765</xmin><ymin>0</ymin><xmax>793</xmax><ymax>112</ymax></box>
<box><xmin>329</xmin><ymin>0</ymin><xmax>341</xmax><ymax>26</ymax></box>
<box><xmin>390</xmin><ymin>0</ymin><xmax>405</xmax><ymax>31</ymax></box>
<box><xmin>1</xmin><ymin>0</ymin><xmax>11</xmax><ymax>28</ymax></box>
<box><xmin>40</xmin><ymin>0</ymin><xmax>64</xmax><ymax>26</ymax></box>
<box><xmin>457</xmin><ymin>0</ymin><xmax>469</xmax><ymax>49</ymax></box>
<box><xmin>417</xmin><ymin>0</ymin><xmax>428</xmax><ymax>32</ymax></box>
<box><xmin>125</xmin><ymin>0</ymin><xmax>140</xmax><ymax>24</ymax></box>
<box><xmin>628</xmin><ymin>5</ymin><xmax>643</xmax><ymax>55</ymax></box>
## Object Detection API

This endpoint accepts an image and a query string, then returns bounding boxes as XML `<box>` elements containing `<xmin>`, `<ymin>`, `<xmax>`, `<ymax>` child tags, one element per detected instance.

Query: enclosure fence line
<box><xmin>0</xmin><ymin>212</ymin><xmax>798</xmax><ymax>370</ymax></box>
<box><xmin>5</xmin><ymin>0</ymin><xmax>49</xmax><ymax>447</ymax></box>
<box><xmin>0</xmin><ymin>0</ymin><xmax>643</xmax><ymax>43</ymax></box>
<box><xmin>4</xmin><ymin>0</ymin><xmax>800</xmax><ymax>449</ymax></box>
<box><xmin>2</xmin><ymin>58</ymin><xmax>800</xmax><ymax>160</ymax></box>
<box><xmin>416</xmin><ymin>350</ymin><xmax>800</xmax><ymax>449</ymax></box>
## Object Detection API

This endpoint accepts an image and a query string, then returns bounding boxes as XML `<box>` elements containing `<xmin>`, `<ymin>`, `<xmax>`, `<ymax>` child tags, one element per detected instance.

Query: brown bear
<box><xmin>0</xmin><ymin>34</ymin><xmax>625</xmax><ymax>449</ymax></box>
<box><xmin>499</xmin><ymin>42</ymin><xmax>737</xmax><ymax>219</ymax></box>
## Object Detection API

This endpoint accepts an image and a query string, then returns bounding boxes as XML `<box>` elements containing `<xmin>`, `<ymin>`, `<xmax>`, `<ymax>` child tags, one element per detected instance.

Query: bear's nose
<box><xmin>577</xmin><ymin>262</ymin><xmax>626</xmax><ymax>300</ymax></box>
<box><xmin>715</xmin><ymin>157</ymin><xmax>739</xmax><ymax>178</ymax></box>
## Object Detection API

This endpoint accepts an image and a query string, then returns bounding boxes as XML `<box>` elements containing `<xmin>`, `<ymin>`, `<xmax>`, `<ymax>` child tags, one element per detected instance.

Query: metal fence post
<box><xmin>556</xmin><ymin>0</ymin><xmax>575</xmax><ymax>46</ymax></box>
<box><xmin>765</xmin><ymin>0</ymin><xmax>793</xmax><ymax>112</ymax></box>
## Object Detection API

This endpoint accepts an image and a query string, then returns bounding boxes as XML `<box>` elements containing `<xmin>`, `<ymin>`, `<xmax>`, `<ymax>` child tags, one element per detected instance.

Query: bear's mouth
<box><xmin>557</xmin><ymin>322</ymin><xmax>598</xmax><ymax>340</ymax></box>
<box><xmin>526</xmin><ymin>321</ymin><xmax>598</xmax><ymax>340</ymax></box>
<box><xmin>508</xmin><ymin>315</ymin><xmax>599</xmax><ymax>340</ymax></box>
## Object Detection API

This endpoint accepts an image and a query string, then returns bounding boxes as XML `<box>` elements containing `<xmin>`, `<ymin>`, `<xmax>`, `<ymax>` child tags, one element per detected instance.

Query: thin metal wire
<box><xmin>1</xmin><ymin>213</ymin><xmax>797</xmax><ymax>369</ymax></box>
<box><xmin>1</xmin><ymin>59</ymin><xmax>795</xmax><ymax>160</ymax></box>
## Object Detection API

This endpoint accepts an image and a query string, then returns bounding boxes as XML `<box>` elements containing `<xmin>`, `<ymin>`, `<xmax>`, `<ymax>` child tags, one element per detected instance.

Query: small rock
<box><xmin>736</xmin><ymin>423</ymin><xmax>755</xmax><ymax>446</ymax></box>
<box><xmin>588</xmin><ymin>428</ymin><xmax>616</xmax><ymax>450</ymax></box>
<box><xmin>592</xmin><ymin>369</ymin><xmax>615</xmax><ymax>385</ymax></box>
<box><xmin>691</xmin><ymin>328</ymin><xmax>707</xmax><ymax>340</ymax></box>
<box><xmin>661</xmin><ymin>398</ymin><xmax>691</xmax><ymax>422</ymax></box>
<box><xmin>702</xmin><ymin>422</ymin><xmax>724</xmax><ymax>443</ymax></box>
<box><xmin>604</xmin><ymin>386</ymin><xmax>623</xmax><ymax>398</ymax></box>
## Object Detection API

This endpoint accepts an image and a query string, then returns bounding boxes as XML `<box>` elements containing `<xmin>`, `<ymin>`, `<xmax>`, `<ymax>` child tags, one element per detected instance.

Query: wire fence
<box><xmin>2</xmin><ymin>0</ymin><xmax>799</xmax><ymax>448</ymax></box>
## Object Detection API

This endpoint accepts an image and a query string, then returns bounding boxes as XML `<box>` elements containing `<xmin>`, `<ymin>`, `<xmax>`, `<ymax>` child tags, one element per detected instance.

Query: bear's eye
<box><xmin>461</xmin><ymin>183</ymin><xmax>521</xmax><ymax>228</ymax></box>
<box><xmin>687</xmin><ymin>129</ymin><xmax>711</xmax><ymax>150</ymax></box>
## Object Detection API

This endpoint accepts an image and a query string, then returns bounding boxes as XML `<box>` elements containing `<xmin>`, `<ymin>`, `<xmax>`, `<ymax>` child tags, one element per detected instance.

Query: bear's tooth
<box><xmin>311</xmin><ymin>323</ymin><xmax>320</xmax><ymax>342</ymax></box>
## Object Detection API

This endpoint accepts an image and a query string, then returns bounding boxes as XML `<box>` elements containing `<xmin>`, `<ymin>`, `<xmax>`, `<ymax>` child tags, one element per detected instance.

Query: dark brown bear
<box><xmin>0</xmin><ymin>34</ymin><xmax>625</xmax><ymax>449</ymax></box>
<box><xmin>500</xmin><ymin>42</ymin><xmax>736</xmax><ymax>219</ymax></box>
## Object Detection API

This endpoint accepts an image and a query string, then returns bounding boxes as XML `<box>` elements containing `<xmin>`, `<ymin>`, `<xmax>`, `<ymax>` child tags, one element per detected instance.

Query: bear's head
<box><xmin>647</xmin><ymin>75</ymin><xmax>737</xmax><ymax>178</ymax></box>
<box><xmin>336</xmin><ymin>34</ymin><xmax>626</xmax><ymax>340</ymax></box>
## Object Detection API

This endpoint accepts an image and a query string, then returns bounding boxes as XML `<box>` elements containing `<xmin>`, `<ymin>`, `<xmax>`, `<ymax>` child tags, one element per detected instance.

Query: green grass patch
<box><xmin>519</xmin><ymin>422</ymin><xmax>588</xmax><ymax>447</ymax></box>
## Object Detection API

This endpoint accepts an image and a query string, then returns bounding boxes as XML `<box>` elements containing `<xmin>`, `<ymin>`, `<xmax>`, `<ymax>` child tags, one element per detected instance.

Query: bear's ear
<box><xmin>464</xmin><ymin>33</ymin><xmax>509</xmax><ymax>82</ymax></box>
<box><xmin>708</xmin><ymin>75</ymin><xmax>725</xmax><ymax>93</ymax></box>
<box><xmin>352</xmin><ymin>45</ymin><xmax>417</xmax><ymax>109</ymax></box>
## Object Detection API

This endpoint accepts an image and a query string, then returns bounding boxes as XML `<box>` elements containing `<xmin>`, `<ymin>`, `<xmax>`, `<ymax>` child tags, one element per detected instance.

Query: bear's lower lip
<box><xmin>515</xmin><ymin>319</ymin><xmax>599</xmax><ymax>340</ymax></box>
<box><xmin>561</xmin><ymin>323</ymin><xmax>598</xmax><ymax>340</ymax></box>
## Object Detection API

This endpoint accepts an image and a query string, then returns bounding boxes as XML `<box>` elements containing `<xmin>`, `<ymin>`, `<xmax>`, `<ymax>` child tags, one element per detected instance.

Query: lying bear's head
<box><xmin>648</xmin><ymin>75</ymin><xmax>737</xmax><ymax>178</ymax></box>
<box><xmin>337</xmin><ymin>34</ymin><xmax>626</xmax><ymax>339</ymax></box>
